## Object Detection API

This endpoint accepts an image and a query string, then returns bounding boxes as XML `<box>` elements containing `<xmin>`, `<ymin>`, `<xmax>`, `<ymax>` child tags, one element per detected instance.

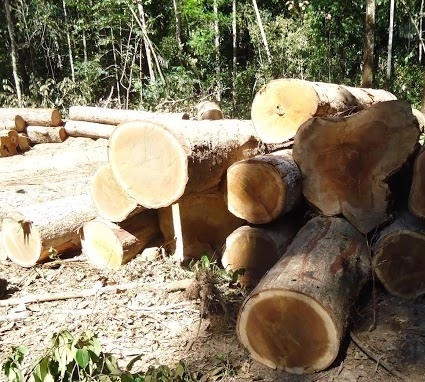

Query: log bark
<box><xmin>0</xmin><ymin>108</ymin><xmax>62</xmax><ymax>126</ymax></box>
<box><xmin>108</xmin><ymin>119</ymin><xmax>268</xmax><ymax>209</ymax></box>
<box><xmin>25</xmin><ymin>125</ymin><xmax>68</xmax><ymax>144</ymax></box>
<box><xmin>81</xmin><ymin>210</ymin><xmax>160</xmax><ymax>270</ymax></box>
<box><xmin>226</xmin><ymin>149</ymin><xmax>302</xmax><ymax>224</ymax></box>
<box><xmin>158</xmin><ymin>191</ymin><xmax>244</xmax><ymax>262</ymax></box>
<box><xmin>1</xmin><ymin>194</ymin><xmax>98</xmax><ymax>267</ymax></box>
<box><xmin>64</xmin><ymin>120</ymin><xmax>116</xmax><ymax>139</ymax></box>
<box><xmin>237</xmin><ymin>216</ymin><xmax>370</xmax><ymax>373</ymax></box>
<box><xmin>292</xmin><ymin>100</ymin><xmax>420</xmax><ymax>234</ymax></box>
<box><xmin>195</xmin><ymin>100</ymin><xmax>223</xmax><ymax>120</ymax></box>
<box><xmin>68</xmin><ymin>106</ymin><xmax>189</xmax><ymax>125</ymax></box>
<box><xmin>408</xmin><ymin>145</ymin><xmax>425</xmax><ymax>219</ymax></box>
<box><xmin>251</xmin><ymin>78</ymin><xmax>397</xmax><ymax>143</ymax></box>
<box><xmin>91</xmin><ymin>163</ymin><xmax>145</xmax><ymax>222</ymax></box>
<box><xmin>372</xmin><ymin>210</ymin><xmax>425</xmax><ymax>299</ymax></box>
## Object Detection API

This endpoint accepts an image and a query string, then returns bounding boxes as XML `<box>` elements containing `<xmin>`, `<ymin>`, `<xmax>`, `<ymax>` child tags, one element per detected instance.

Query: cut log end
<box><xmin>237</xmin><ymin>290</ymin><xmax>338</xmax><ymax>373</ymax></box>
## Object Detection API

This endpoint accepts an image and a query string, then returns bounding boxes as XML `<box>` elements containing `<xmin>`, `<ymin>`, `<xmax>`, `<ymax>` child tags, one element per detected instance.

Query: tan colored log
<box><xmin>64</xmin><ymin>120</ymin><xmax>116</xmax><ymax>139</ymax></box>
<box><xmin>0</xmin><ymin>129</ymin><xmax>19</xmax><ymax>147</ymax></box>
<box><xmin>292</xmin><ymin>100</ymin><xmax>420</xmax><ymax>234</ymax></box>
<box><xmin>17</xmin><ymin>133</ymin><xmax>31</xmax><ymax>152</ymax></box>
<box><xmin>226</xmin><ymin>149</ymin><xmax>302</xmax><ymax>224</ymax></box>
<box><xmin>108</xmin><ymin>119</ymin><xmax>267</xmax><ymax>209</ymax></box>
<box><xmin>1</xmin><ymin>195</ymin><xmax>98</xmax><ymax>267</ymax></box>
<box><xmin>408</xmin><ymin>145</ymin><xmax>425</xmax><ymax>219</ymax></box>
<box><xmin>237</xmin><ymin>216</ymin><xmax>370</xmax><ymax>373</ymax></box>
<box><xmin>158</xmin><ymin>191</ymin><xmax>244</xmax><ymax>262</ymax></box>
<box><xmin>372</xmin><ymin>210</ymin><xmax>425</xmax><ymax>299</ymax></box>
<box><xmin>0</xmin><ymin>135</ymin><xmax>17</xmax><ymax>157</ymax></box>
<box><xmin>0</xmin><ymin>108</ymin><xmax>62</xmax><ymax>127</ymax></box>
<box><xmin>222</xmin><ymin>217</ymin><xmax>302</xmax><ymax>286</ymax></box>
<box><xmin>81</xmin><ymin>210</ymin><xmax>160</xmax><ymax>270</ymax></box>
<box><xmin>412</xmin><ymin>108</ymin><xmax>425</xmax><ymax>133</ymax></box>
<box><xmin>195</xmin><ymin>100</ymin><xmax>223</xmax><ymax>120</ymax></box>
<box><xmin>0</xmin><ymin>119</ymin><xmax>16</xmax><ymax>130</ymax></box>
<box><xmin>26</xmin><ymin>125</ymin><xmax>68</xmax><ymax>144</ymax></box>
<box><xmin>251</xmin><ymin>78</ymin><xmax>397</xmax><ymax>143</ymax></box>
<box><xmin>0</xmin><ymin>115</ymin><xmax>27</xmax><ymax>132</ymax></box>
<box><xmin>68</xmin><ymin>105</ymin><xmax>189</xmax><ymax>125</ymax></box>
<box><xmin>91</xmin><ymin>163</ymin><xmax>145</xmax><ymax>222</ymax></box>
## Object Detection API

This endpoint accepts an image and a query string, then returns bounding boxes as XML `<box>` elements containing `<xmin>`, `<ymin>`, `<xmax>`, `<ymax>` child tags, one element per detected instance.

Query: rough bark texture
<box><xmin>25</xmin><ymin>125</ymin><xmax>68</xmax><ymax>144</ymax></box>
<box><xmin>108</xmin><ymin>119</ymin><xmax>268</xmax><ymax>209</ymax></box>
<box><xmin>409</xmin><ymin>145</ymin><xmax>425</xmax><ymax>219</ymax></box>
<box><xmin>64</xmin><ymin>120</ymin><xmax>116</xmax><ymax>139</ymax></box>
<box><xmin>195</xmin><ymin>101</ymin><xmax>223</xmax><ymax>120</ymax></box>
<box><xmin>292</xmin><ymin>100</ymin><xmax>420</xmax><ymax>234</ymax></box>
<box><xmin>237</xmin><ymin>216</ymin><xmax>370</xmax><ymax>373</ymax></box>
<box><xmin>372</xmin><ymin>210</ymin><xmax>425</xmax><ymax>299</ymax></box>
<box><xmin>226</xmin><ymin>149</ymin><xmax>302</xmax><ymax>224</ymax></box>
<box><xmin>0</xmin><ymin>108</ymin><xmax>62</xmax><ymax>127</ymax></box>
<box><xmin>251</xmin><ymin>78</ymin><xmax>397</xmax><ymax>143</ymax></box>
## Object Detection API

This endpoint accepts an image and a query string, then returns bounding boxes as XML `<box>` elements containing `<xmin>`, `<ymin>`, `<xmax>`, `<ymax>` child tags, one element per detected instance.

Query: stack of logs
<box><xmin>2</xmin><ymin>79</ymin><xmax>425</xmax><ymax>375</ymax></box>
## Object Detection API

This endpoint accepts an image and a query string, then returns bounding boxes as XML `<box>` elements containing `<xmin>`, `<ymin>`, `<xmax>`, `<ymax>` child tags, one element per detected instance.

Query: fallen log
<box><xmin>108</xmin><ymin>119</ymin><xmax>267</xmax><ymax>209</ymax></box>
<box><xmin>64</xmin><ymin>120</ymin><xmax>116</xmax><ymax>139</ymax></box>
<box><xmin>372</xmin><ymin>210</ymin><xmax>425</xmax><ymax>299</ymax></box>
<box><xmin>1</xmin><ymin>194</ymin><xmax>98</xmax><ymax>267</ymax></box>
<box><xmin>237</xmin><ymin>216</ymin><xmax>370</xmax><ymax>373</ymax></box>
<box><xmin>0</xmin><ymin>107</ymin><xmax>62</xmax><ymax>127</ymax></box>
<box><xmin>408</xmin><ymin>145</ymin><xmax>425</xmax><ymax>219</ymax></box>
<box><xmin>25</xmin><ymin>125</ymin><xmax>68</xmax><ymax>144</ymax></box>
<box><xmin>81</xmin><ymin>210</ymin><xmax>160</xmax><ymax>270</ymax></box>
<box><xmin>292</xmin><ymin>100</ymin><xmax>420</xmax><ymax>234</ymax></box>
<box><xmin>0</xmin><ymin>135</ymin><xmax>17</xmax><ymax>157</ymax></box>
<box><xmin>17</xmin><ymin>133</ymin><xmax>31</xmax><ymax>152</ymax></box>
<box><xmin>226</xmin><ymin>149</ymin><xmax>302</xmax><ymax>224</ymax></box>
<box><xmin>68</xmin><ymin>105</ymin><xmax>189</xmax><ymax>125</ymax></box>
<box><xmin>0</xmin><ymin>116</ymin><xmax>26</xmax><ymax>132</ymax></box>
<box><xmin>251</xmin><ymin>78</ymin><xmax>397</xmax><ymax>143</ymax></box>
<box><xmin>0</xmin><ymin>129</ymin><xmax>19</xmax><ymax>148</ymax></box>
<box><xmin>195</xmin><ymin>100</ymin><xmax>223</xmax><ymax>120</ymax></box>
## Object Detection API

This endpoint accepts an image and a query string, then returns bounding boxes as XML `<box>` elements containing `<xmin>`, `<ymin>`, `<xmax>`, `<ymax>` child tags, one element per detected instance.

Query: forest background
<box><xmin>1</xmin><ymin>0</ymin><xmax>424</xmax><ymax>119</ymax></box>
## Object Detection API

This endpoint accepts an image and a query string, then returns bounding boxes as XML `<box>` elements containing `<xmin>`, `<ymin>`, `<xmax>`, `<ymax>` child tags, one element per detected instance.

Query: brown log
<box><xmin>292</xmin><ymin>100</ymin><xmax>420</xmax><ymax>234</ymax></box>
<box><xmin>1</xmin><ymin>195</ymin><xmax>98</xmax><ymax>267</ymax></box>
<box><xmin>372</xmin><ymin>210</ymin><xmax>425</xmax><ymax>299</ymax></box>
<box><xmin>237</xmin><ymin>216</ymin><xmax>370</xmax><ymax>373</ymax></box>
<box><xmin>195</xmin><ymin>100</ymin><xmax>223</xmax><ymax>120</ymax></box>
<box><xmin>226</xmin><ymin>149</ymin><xmax>302</xmax><ymax>224</ymax></box>
<box><xmin>0</xmin><ymin>135</ymin><xmax>17</xmax><ymax>157</ymax></box>
<box><xmin>17</xmin><ymin>133</ymin><xmax>31</xmax><ymax>152</ymax></box>
<box><xmin>0</xmin><ymin>115</ymin><xmax>27</xmax><ymax>132</ymax></box>
<box><xmin>408</xmin><ymin>145</ymin><xmax>425</xmax><ymax>219</ymax></box>
<box><xmin>81</xmin><ymin>210</ymin><xmax>160</xmax><ymax>270</ymax></box>
<box><xmin>64</xmin><ymin>120</ymin><xmax>116</xmax><ymax>139</ymax></box>
<box><xmin>251</xmin><ymin>78</ymin><xmax>397</xmax><ymax>143</ymax></box>
<box><xmin>0</xmin><ymin>129</ymin><xmax>19</xmax><ymax>147</ymax></box>
<box><xmin>108</xmin><ymin>119</ymin><xmax>268</xmax><ymax>209</ymax></box>
<box><xmin>91</xmin><ymin>163</ymin><xmax>145</xmax><ymax>222</ymax></box>
<box><xmin>158</xmin><ymin>191</ymin><xmax>244</xmax><ymax>262</ymax></box>
<box><xmin>68</xmin><ymin>105</ymin><xmax>189</xmax><ymax>125</ymax></box>
<box><xmin>0</xmin><ymin>108</ymin><xmax>62</xmax><ymax>126</ymax></box>
<box><xmin>25</xmin><ymin>125</ymin><xmax>68</xmax><ymax>144</ymax></box>
<box><xmin>221</xmin><ymin>217</ymin><xmax>302</xmax><ymax>286</ymax></box>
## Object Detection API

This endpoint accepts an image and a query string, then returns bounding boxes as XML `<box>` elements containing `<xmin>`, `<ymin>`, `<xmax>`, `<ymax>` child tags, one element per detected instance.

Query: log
<box><xmin>108</xmin><ymin>119</ymin><xmax>267</xmax><ymax>209</ymax></box>
<box><xmin>195</xmin><ymin>100</ymin><xmax>224</xmax><ymax>120</ymax></box>
<box><xmin>0</xmin><ymin>115</ymin><xmax>27</xmax><ymax>132</ymax></box>
<box><xmin>68</xmin><ymin>105</ymin><xmax>190</xmax><ymax>125</ymax></box>
<box><xmin>412</xmin><ymin>108</ymin><xmax>425</xmax><ymax>133</ymax></box>
<box><xmin>81</xmin><ymin>210</ymin><xmax>160</xmax><ymax>270</ymax></box>
<box><xmin>292</xmin><ymin>100</ymin><xmax>420</xmax><ymax>234</ymax></box>
<box><xmin>0</xmin><ymin>107</ymin><xmax>62</xmax><ymax>126</ymax></box>
<box><xmin>408</xmin><ymin>145</ymin><xmax>425</xmax><ymax>219</ymax></box>
<box><xmin>17</xmin><ymin>133</ymin><xmax>31</xmax><ymax>152</ymax></box>
<box><xmin>226</xmin><ymin>149</ymin><xmax>302</xmax><ymax>224</ymax></box>
<box><xmin>372</xmin><ymin>210</ymin><xmax>425</xmax><ymax>299</ymax></box>
<box><xmin>25</xmin><ymin>125</ymin><xmax>68</xmax><ymax>144</ymax></box>
<box><xmin>0</xmin><ymin>129</ymin><xmax>19</xmax><ymax>148</ymax></box>
<box><xmin>237</xmin><ymin>216</ymin><xmax>370</xmax><ymax>373</ymax></box>
<box><xmin>91</xmin><ymin>163</ymin><xmax>145</xmax><ymax>222</ymax></box>
<box><xmin>251</xmin><ymin>78</ymin><xmax>397</xmax><ymax>143</ymax></box>
<box><xmin>1</xmin><ymin>195</ymin><xmax>98</xmax><ymax>267</ymax></box>
<box><xmin>64</xmin><ymin>120</ymin><xmax>116</xmax><ymax>139</ymax></box>
<box><xmin>158</xmin><ymin>191</ymin><xmax>245</xmax><ymax>261</ymax></box>
<box><xmin>221</xmin><ymin>217</ymin><xmax>302</xmax><ymax>286</ymax></box>
<box><xmin>0</xmin><ymin>135</ymin><xmax>17</xmax><ymax>157</ymax></box>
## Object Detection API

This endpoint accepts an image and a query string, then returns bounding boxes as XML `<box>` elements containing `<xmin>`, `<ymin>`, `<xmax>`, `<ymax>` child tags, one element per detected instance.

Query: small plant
<box><xmin>2</xmin><ymin>345</ymin><xmax>27</xmax><ymax>382</ymax></box>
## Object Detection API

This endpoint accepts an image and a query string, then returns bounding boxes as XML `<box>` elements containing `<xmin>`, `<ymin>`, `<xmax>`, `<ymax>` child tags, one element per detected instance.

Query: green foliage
<box><xmin>2</xmin><ymin>345</ymin><xmax>27</xmax><ymax>382</ymax></box>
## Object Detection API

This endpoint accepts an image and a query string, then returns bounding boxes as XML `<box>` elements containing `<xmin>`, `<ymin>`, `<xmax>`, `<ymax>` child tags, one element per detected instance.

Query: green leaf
<box><xmin>75</xmin><ymin>348</ymin><xmax>90</xmax><ymax>368</ymax></box>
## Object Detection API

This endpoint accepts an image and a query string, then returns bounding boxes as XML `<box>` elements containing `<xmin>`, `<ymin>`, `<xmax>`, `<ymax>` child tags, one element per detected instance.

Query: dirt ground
<box><xmin>1</xmin><ymin>138</ymin><xmax>425</xmax><ymax>381</ymax></box>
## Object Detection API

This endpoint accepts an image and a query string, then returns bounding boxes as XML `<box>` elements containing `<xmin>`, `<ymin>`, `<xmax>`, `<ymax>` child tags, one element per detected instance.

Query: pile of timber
<box><xmin>2</xmin><ymin>79</ymin><xmax>425</xmax><ymax>375</ymax></box>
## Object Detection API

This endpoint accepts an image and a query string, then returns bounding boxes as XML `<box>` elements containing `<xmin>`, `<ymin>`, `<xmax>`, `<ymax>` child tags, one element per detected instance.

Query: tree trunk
<box><xmin>226</xmin><ymin>149</ymin><xmax>302</xmax><ymax>224</ymax></box>
<box><xmin>68</xmin><ymin>106</ymin><xmax>189</xmax><ymax>125</ymax></box>
<box><xmin>25</xmin><ymin>125</ymin><xmax>68</xmax><ymax>144</ymax></box>
<box><xmin>0</xmin><ymin>108</ymin><xmax>62</xmax><ymax>127</ymax></box>
<box><xmin>172</xmin><ymin>0</ymin><xmax>183</xmax><ymax>51</ymax></box>
<box><xmin>232</xmin><ymin>0</ymin><xmax>237</xmax><ymax>115</ymax></box>
<box><xmin>1</xmin><ymin>195</ymin><xmax>98</xmax><ymax>267</ymax></box>
<box><xmin>409</xmin><ymin>145</ymin><xmax>425</xmax><ymax>218</ymax></box>
<box><xmin>64</xmin><ymin>120</ymin><xmax>116</xmax><ymax>139</ymax></box>
<box><xmin>362</xmin><ymin>0</ymin><xmax>375</xmax><ymax>87</ymax></box>
<box><xmin>386</xmin><ymin>0</ymin><xmax>395</xmax><ymax>81</ymax></box>
<box><xmin>251</xmin><ymin>78</ymin><xmax>396</xmax><ymax>143</ymax></box>
<box><xmin>108</xmin><ymin>119</ymin><xmax>269</xmax><ymax>209</ymax></box>
<box><xmin>372</xmin><ymin>210</ymin><xmax>425</xmax><ymax>299</ymax></box>
<box><xmin>81</xmin><ymin>210</ymin><xmax>160</xmax><ymax>270</ymax></box>
<box><xmin>62</xmin><ymin>0</ymin><xmax>75</xmax><ymax>82</ymax></box>
<box><xmin>0</xmin><ymin>116</ymin><xmax>26</xmax><ymax>132</ymax></box>
<box><xmin>137</xmin><ymin>1</ymin><xmax>155</xmax><ymax>83</ymax></box>
<box><xmin>252</xmin><ymin>0</ymin><xmax>271</xmax><ymax>64</ymax></box>
<box><xmin>195</xmin><ymin>101</ymin><xmax>223</xmax><ymax>120</ymax></box>
<box><xmin>292</xmin><ymin>100</ymin><xmax>420</xmax><ymax>234</ymax></box>
<box><xmin>237</xmin><ymin>216</ymin><xmax>370</xmax><ymax>373</ymax></box>
<box><xmin>214</xmin><ymin>0</ymin><xmax>221</xmax><ymax>102</ymax></box>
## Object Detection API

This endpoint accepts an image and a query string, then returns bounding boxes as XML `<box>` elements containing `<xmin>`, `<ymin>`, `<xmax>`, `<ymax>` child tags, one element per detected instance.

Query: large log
<box><xmin>226</xmin><ymin>149</ymin><xmax>302</xmax><ymax>224</ymax></box>
<box><xmin>372</xmin><ymin>210</ymin><xmax>425</xmax><ymax>299</ymax></box>
<box><xmin>292</xmin><ymin>100</ymin><xmax>420</xmax><ymax>234</ymax></box>
<box><xmin>251</xmin><ymin>78</ymin><xmax>397</xmax><ymax>143</ymax></box>
<box><xmin>0</xmin><ymin>116</ymin><xmax>26</xmax><ymax>132</ymax></box>
<box><xmin>108</xmin><ymin>119</ymin><xmax>267</xmax><ymax>209</ymax></box>
<box><xmin>1</xmin><ymin>195</ymin><xmax>98</xmax><ymax>267</ymax></box>
<box><xmin>0</xmin><ymin>108</ymin><xmax>62</xmax><ymax>127</ymax></box>
<box><xmin>25</xmin><ymin>125</ymin><xmax>68</xmax><ymax>144</ymax></box>
<box><xmin>68</xmin><ymin>106</ymin><xmax>189</xmax><ymax>125</ymax></box>
<box><xmin>195</xmin><ymin>101</ymin><xmax>223</xmax><ymax>120</ymax></box>
<box><xmin>408</xmin><ymin>145</ymin><xmax>425</xmax><ymax>219</ymax></box>
<box><xmin>81</xmin><ymin>210</ymin><xmax>160</xmax><ymax>270</ymax></box>
<box><xmin>64</xmin><ymin>120</ymin><xmax>116</xmax><ymax>139</ymax></box>
<box><xmin>237</xmin><ymin>216</ymin><xmax>370</xmax><ymax>373</ymax></box>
